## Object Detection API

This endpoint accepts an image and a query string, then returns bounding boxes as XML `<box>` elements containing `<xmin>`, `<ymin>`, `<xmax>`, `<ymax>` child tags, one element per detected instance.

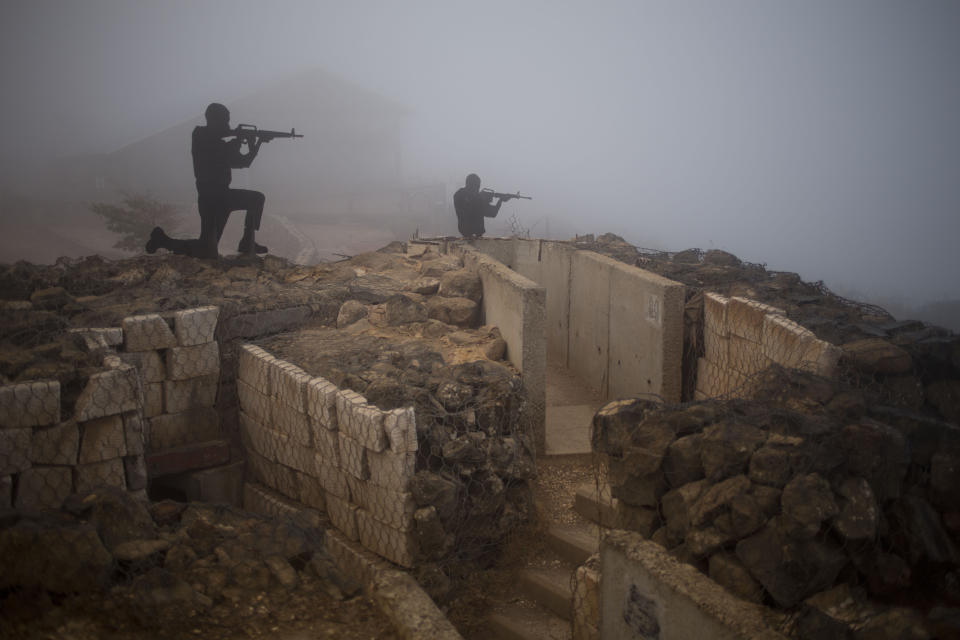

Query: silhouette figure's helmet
<box><xmin>204</xmin><ymin>103</ymin><xmax>230</xmax><ymax>126</ymax></box>
<box><xmin>465</xmin><ymin>174</ymin><xmax>481</xmax><ymax>190</ymax></box>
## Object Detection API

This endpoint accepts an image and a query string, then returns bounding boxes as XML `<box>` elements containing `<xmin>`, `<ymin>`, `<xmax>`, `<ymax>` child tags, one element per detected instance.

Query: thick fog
<box><xmin>2</xmin><ymin>0</ymin><xmax>958</xmax><ymax>314</ymax></box>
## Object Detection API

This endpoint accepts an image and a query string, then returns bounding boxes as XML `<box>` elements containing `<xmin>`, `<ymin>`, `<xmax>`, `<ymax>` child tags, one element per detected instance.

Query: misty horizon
<box><xmin>2</xmin><ymin>0</ymin><xmax>958</xmax><ymax>313</ymax></box>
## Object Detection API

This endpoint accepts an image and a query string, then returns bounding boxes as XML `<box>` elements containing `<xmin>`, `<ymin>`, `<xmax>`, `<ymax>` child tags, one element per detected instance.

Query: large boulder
<box><xmin>841</xmin><ymin>339</ymin><xmax>912</xmax><ymax>375</ymax></box>
<box><xmin>781</xmin><ymin>473</ymin><xmax>838</xmax><ymax>538</ymax></box>
<box><xmin>64</xmin><ymin>487</ymin><xmax>156</xmax><ymax>551</ymax></box>
<box><xmin>426</xmin><ymin>296</ymin><xmax>478</xmax><ymax>327</ymax></box>
<box><xmin>336</xmin><ymin>300</ymin><xmax>368</xmax><ymax>328</ymax></box>
<box><xmin>438</xmin><ymin>269</ymin><xmax>483</xmax><ymax>302</ymax></box>
<box><xmin>383</xmin><ymin>294</ymin><xmax>427</xmax><ymax>325</ymax></box>
<box><xmin>700</xmin><ymin>421</ymin><xmax>766</xmax><ymax>481</ymax></box>
<box><xmin>591</xmin><ymin>399</ymin><xmax>659</xmax><ymax>457</ymax></box>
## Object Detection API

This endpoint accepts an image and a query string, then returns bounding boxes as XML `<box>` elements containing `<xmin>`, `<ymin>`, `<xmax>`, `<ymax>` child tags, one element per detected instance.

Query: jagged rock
<box><xmin>662</xmin><ymin>433</ymin><xmax>704</xmax><ymax>488</ymax></box>
<box><xmin>437</xmin><ymin>381</ymin><xmax>472</xmax><ymax>410</ymax></box>
<box><xmin>0</xmin><ymin>519</ymin><xmax>113</xmax><ymax>593</ymax></box>
<box><xmin>164</xmin><ymin>543</ymin><xmax>197</xmax><ymax>573</ymax></box>
<box><xmin>231</xmin><ymin>558</ymin><xmax>274</xmax><ymax>590</ymax></box>
<box><xmin>383</xmin><ymin>294</ymin><xmax>427</xmax><ymax>325</ymax></box>
<box><xmin>438</xmin><ymin>269</ymin><xmax>482</xmax><ymax>302</ymax></box>
<box><xmin>690</xmin><ymin>474</ymin><xmax>752</xmax><ymax>528</ymax></box>
<box><xmin>348</xmin><ymin>274</ymin><xmax>406</xmax><ymax>303</ymax></box>
<box><xmin>748</xmin><ymin>434</ymin><xmax>804</xmax><ymax>488</ymax></box>
<box><xmin>736</xmin><ymin>522</ymin><xmax>847</xmax><ymax>607</ymax></box>
<box><xmin>336</xmin><ymin>300</ymin><xmax>368</xmax><ymax>328</ymax></box>
<box><xmin>841</xmin><ymin>420</ymin><xmax>909</xmax><ymax>501</ymax></box>
<box><xmin>781</xmin><ymin>473</ymin><xmax>838</xmax><ymax>537</ymax></box>
<box><xmin>419</xmin><ymin>255</ymin><xmax>462</xmax><ymax>278</ymax></box>
<box><xmin>130</xmin><ymin>568</ymin><xmax>198</xmax><ymax>608</ymax></box>
<box><xmin>263</xmin><ymin>555</ymin><xmax>298</xmax><ymax>590</ymax></box>
<box><xmin>150</xmin><ymin>500</ymin><xmax>187</xmax><ymax>527</ymax></box>
<box><xmin>832</xmin><ymin>476</ymin><xmax>878</xmax><ymax>541</ymax></box>
<box><xmin>616</xmin><ymin>503</ymin><xmax>659</xmax><ymax>537</ymax></box>
<box><xmin>662</xmin><ymin>479</ymin><xmax>707</xmax><ymax>537</ymax></box>
<box><xmin>889</xmin><ymin>495</ymin><xmax>960</xmax><ymax>566</ymax></box>
<box><xmin>426</xmin><ymin>296</ymin><xmax>478</xmax><ymax>327</ymax></box>
<box><xmin>469</xmin><ymin>468</ymin><xmax>505</xmax><ymax>515</ymax></box>
<box><xmin>702</xmin><ymin>250</ymin><xmax>741</xmax><ymax>267</ymax></box>
<box><xmin>64</xmin><ymin>486</ymin><xmax>156</xmax><ymax>551</ymax></box>
<box><xmin>409</xmin><ymin>471</ymin><xmax>459</xmax><ymax>521</ymax></box>
<box><xmin>407</xmin><ymin>277</ymin><xmax>440</xmax><ymax>295</ymax></box>
<box><xmin>687</xmin><ymin>526</ymin><xmax>728</xmax><ymax>558</ymax></box>
<box><xmin>925</xmin><ymin>379</ymin><xmax>960</xmax><ymax>424</ymax></box>
<box><xmin>842</xmin><ymin>338</ymin><xmax>912</xmax><ymax>375</ymax></box>
<box><xmin>591</xmin><ymin>398</ymin><xmax>659</xmax><ymax>457</ymax></box>
<box><xmin>611</xmin><ymin>471</ymin><xmax>667</xmax><ymax>508</ymax></box>
<box><xmin>853</xmin><ymin>608</ymin><xmax>930</xmax><ymax>640</ymax></box>
<box><xmin>700</xmin><ymin>421</ymin><xmax>766</xmax><ymax>481</ymax></box>
<box><xmin>709</xmin><ymin>552</ymin><xmax>763</xmax><ymax>603</ymax></box>
<box><xmin>113</xmin><ymin>538</ymin><xmax>171</xmax><ymax>563</ymax></box>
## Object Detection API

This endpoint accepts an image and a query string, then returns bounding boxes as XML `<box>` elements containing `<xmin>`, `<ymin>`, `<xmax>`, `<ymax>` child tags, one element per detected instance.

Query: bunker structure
<box><xmin>1</xmin><ymin>236</ymin><xmax>954</xmax><ymax>639</ymax></box>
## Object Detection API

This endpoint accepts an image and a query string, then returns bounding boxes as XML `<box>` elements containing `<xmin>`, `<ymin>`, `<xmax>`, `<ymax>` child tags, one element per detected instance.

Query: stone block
<box><xmin>703</xmin><ymin>293</ymin><xmax>730</xmax><ymax>336</ymax></box>
<box><xmin>123</xmin><ymin>455</ymin><xmax>148</xmax><ymax>491</ymax></box>
<box><xmin>352</xmin><ymin>404</ymin><xmax>387</xmax><ymax>452</ymax></box>
<box><xmin>703</xmin><ymin>328</ymin><xmax>729</xmax><ymax>368</ymax></box>
<box><xmin>357</xmin><ymin>483</ymin><xmax>416</xmax><ymax>530</ymax></box>
<box><xmin>338</xmin><ymin>432</ymin><xmax>368</xmax><ymax>480</ymax></box>
<box><xmin>237</xmin><ymin>380</ymin><xmax>271</xmax><ymax>425</ymax></box>
<box><xmin>245</xmin><ymin>448</ymin><xmax>278</xmax><ymax>488</ymax></box>
<box><xmin>727</xmin><ymin>297</ymin><xmax>783</xmax><ymax>343</ymax></box>
<box><xmin>75</xmin><ymin>457</ymin><xmax>126</xmax><ymax>492</ymax></box>
<box><xmin>297</xmin><ymin>472</ymin><xmax>326</xmax><ymax>510</ymax></box>
<box><xmin>356</xmin><ymin>508</ymin><xmax>417</xmax><ymax>568</ymax></box>
<box><xmin>16</xmin><ymin>466</ymin><xmax>73</xmax><ymax>509</ymax></box>
<box><xmin>69</xmin><ymin>327</ymin><xmax>123</xmax><ymax>347</ymax></box>
<box><xmin>0</xmin><ymin>380</ymin><xmax>60</xmax><ymax>428</ymax></box>
<box><xmin>118</xmin><ymin>350</ymin><xmax>165</xmax><ymax>383</ymax></box>
<box><xmin>276</xmin><ymin>363</ymin><xmax>311</xmax><ymax>412</ymax></box>
<box><xmin>335</xmin><ymin>389</ymin><xmax>366</xmax><ymax>439</ymax></box>
<box><xmin>0</xmin><ymin>475</ymin><xmax>10</xmax><ymax>508</ymax></box>
<box><xmin>74</xmin><ymin>366</ymin><xmax>140</xmax><ymax>422</ymax></box>
<box><xmin>243</xmin><ymin>482</ymin><xmax>305</xmax><ymax>521</ymax></box>
<box><xmin>313</xmin><ymin>425</ymin><xmax>340</xmax><ymax>467</ymax></box>
<box><xmin>79</xmin><ymin>414</ymin><xmax>127</xmax><ymax>463</ymax></box>
<box><xmin>326</xmin><ymin>492</ymin><xmax>359</xmax><ymax>540</ymax></box>
<box><xmin>306</xmin><ymin>376</ymin><xmax>338</xmax><ymax>430</ymax></box>
<box><xmin>149</xmin><ymin>406</ymin><xmax>219</xmax><ymax>450</ymax></box>
<box><xmin>367</xmin><ymin>449</ymin><xmax>415</xmax><ymax>489</ymax></box>
<box><xmin>143</xmin><ymin>382</ymin><xmax>163</xmax><ymax>418</ymax></box>
<box><xmin>729</xmin><ymin>334</ymin><xmax>769</xmax><ymax>376</ymax></box>
<box><xmin>316</xmin><ymin>455</ymin><xmax>349</xmax><ymax>499</ymax></box>
<box><xmin>122</xmin><ymin>313</ymin><xmax>177</xmax><ymax>351</ymax></box>
<box><xmin>30</xmin><ymin>421</ymin><xmax>79</xmax><ymax>465</ymax></box>
<box><xmin>164</xmin><ymin>374</ymin><xmax>218</xmax><ymax>414</ymax></box>
<box><xmin>696</xmin><ymin>357</ymin><xmax>727</xmax><ymax>399</ymax></box>
<box><xmin>273</xmin><ymin>402</ymin><xmax>312</xmax><ymax>447</ymax></box>
<box><xmin>237</xmin><ymin>344</ymin><xmax>274</xmax><ymax>393</ymax></box>
<box><xmin>173</xmin><ymin>306</ymin><xmax>219</xmax><ymax>346</ymax></box>
<box><xmin>239</xmin><ymin>411</ymin><xmax>279</xmax><ymax>461</ymax></box>
<box><xmin>166</xmin><ymin>341</ymin><xmax>219</xmax><ymax>381</ymax></box>
<box><xmin>384</xmin><ymin>407</ymin><xmax>418</xmax><ymax>454</ymax></box>
<box><xmin>121</xmin><ymin>412</ymin><xmax>145</xmax><ymax>455</ymax></box>
<box><xmin>275</xmin><ymin>435</ymin><xmax>316</xmax><ymax>476</ymax></box>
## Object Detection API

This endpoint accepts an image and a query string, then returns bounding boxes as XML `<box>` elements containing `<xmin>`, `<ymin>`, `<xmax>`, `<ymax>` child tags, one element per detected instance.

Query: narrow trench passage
<box><xmin>544</xmin><ymin>357</ymin><xmax>604</xmax><ymax>455</ymax></box>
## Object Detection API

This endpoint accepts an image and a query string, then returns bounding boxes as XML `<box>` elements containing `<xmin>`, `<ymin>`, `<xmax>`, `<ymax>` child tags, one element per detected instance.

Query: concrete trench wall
<box><xmin>698</xmin><ymin>292</ymin><xmax>841</xmax><ymax>399</ymax></box>
<box><xmin>599</xmin><ymin>531</ymin><xmax>786</xmax><ymax>640</ymax></box>
<box><xmin>449</xmin><ymin>243</ymin><xmax>547</xmax><ymax>450</ymax></box>
<box><xmin>469</xmin><ymin>238</ymin><xmax>686</xmax><ymax>404</ymax></box>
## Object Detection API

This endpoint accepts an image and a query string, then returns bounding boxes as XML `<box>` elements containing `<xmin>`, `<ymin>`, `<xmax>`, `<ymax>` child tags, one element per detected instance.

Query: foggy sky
<box><xmin>2</xmin><ymin>0</ymin><xmax>958</xmax><ymax>306</ymax></box>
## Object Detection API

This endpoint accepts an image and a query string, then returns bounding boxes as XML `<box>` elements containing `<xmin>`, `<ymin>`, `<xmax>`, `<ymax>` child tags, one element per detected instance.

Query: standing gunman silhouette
<box><xmin>147</xmin><ymin>102</ymin><xmax>268</xmax><ymax>258</ymax></box>
<box><xmin>453</xmin><ymin>173</ymin><xmax>503</xmax><ymax>238</ymax></box>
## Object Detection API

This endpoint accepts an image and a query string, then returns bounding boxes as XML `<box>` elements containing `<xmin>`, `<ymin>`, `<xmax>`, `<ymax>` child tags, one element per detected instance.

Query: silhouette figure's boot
<box><xmin>237</xmin><ymin>228</ymin><xmax>267</xmax><ymax>254</ymax></box>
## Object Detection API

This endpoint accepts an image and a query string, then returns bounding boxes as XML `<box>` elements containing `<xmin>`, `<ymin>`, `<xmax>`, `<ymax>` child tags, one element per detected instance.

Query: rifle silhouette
<box><xmin>228</xmin><ymin>124</ymin><xmax>304</xmax><ymax>143</ymax></box>
<box><xmin>481</xmin><ymin>188</ymin><xmax>532</xmax><ymax>202</ymax></box>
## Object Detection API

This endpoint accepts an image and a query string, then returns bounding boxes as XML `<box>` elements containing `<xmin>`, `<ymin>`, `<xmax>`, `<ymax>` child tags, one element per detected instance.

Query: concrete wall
<box><xmin>698</xmin><ymin>293</ymin><xmax>841</xmax><ymax>399</ymax></box>
<box><xmin>469</xmin><ymin>239</ymin><xmax>685</xmax><ymax>404</ymax></box>
<box><xmin>237</xmin><ymin>344</ymin><xmax>419</xmax><ymax>568</ymax></box>
<box><xmin>600</xmin><ymin>531</ymin><xmax>786</xmax><ymax>640</ymax></box>
<box><xmin>450</xmin><ymin>243</ymin><xmax>547</xmax><ymax>450</ymax></box>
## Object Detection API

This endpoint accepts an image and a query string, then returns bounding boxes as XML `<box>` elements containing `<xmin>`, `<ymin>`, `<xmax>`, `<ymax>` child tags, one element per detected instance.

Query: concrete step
<box><xmin>573</xmin><ymin>481</ymin><xmax>617</xmax><ymax>528</ymax></box>
<box><xmin>518</xmin><ymin>568</ymin><xmax>574</xmax><ymax>621</ymax></box>
<box><xmin>485</xmin><ymin>604</ymin><xmax>572</xmax><ymax>640</ymax></box>
<box><xmin>545</xmin><ymin>523</ymin><xmax>600</xmax><ymax>566</ymax></box>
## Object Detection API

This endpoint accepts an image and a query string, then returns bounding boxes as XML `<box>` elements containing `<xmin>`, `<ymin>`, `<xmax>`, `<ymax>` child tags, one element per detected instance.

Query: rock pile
<box><xmin>594</xmin><ymin>366</ymin><xmax>960</xmax><ymax>637</ymax></box>
<box><xmin>0</xmin><ymin>487</ymin><xmax>394</xmax><ymax>639</ymax></box>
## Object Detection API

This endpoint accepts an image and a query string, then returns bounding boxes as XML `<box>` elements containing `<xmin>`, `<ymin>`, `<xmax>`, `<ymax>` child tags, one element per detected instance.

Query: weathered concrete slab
<box><xmin>166</xmin><ymin>341</ymin><xmax>220</xmax><ymax>380</ymax></box>
<box><xmin>0</xmin><ymin>428</ymin><xmax>31</xmax><ymax>476</ymax></box>
<box><xmin>164</xmin><ymin>374</ymin><xmax>218</xmax><ymax>414</ymax></box>
<box><xmin>75</xmin><ymin>457</ymin><xmax>126</xmax><ymax>492</ymax></box>
<box><xmin>16</xmin><ymin>466</ymin><xmax>73</xmax><ymax>509</ymax></box>
<box><xmin>123</xmin><ymin>313</ymin><xmax>177</xmax><ymax>351</ymax></box>
<box><xmin>79</xmin><ymin>414</ymin><xmax>127</xmax><ymax>463</ymax></box>
<box><xmin>30</xmin><ymin>421</ymin><xmax>79</xmax><ymax>465</ymax></box>
<box><xmin>173</xmin><ymin>305</ymin><xmax>219</xmax><ymax>346</ymax></box>
<box><xmin>74</xmin><ymin>366</ymin><xmax>140</xmax><ymax>422</ymax></box>
<box><xmin>146</xmin><ymin>439</ymin><xmax>230</xmax><ymax>477</ymax></box>
<box><xmin>0</xmin><ymin>380</ymin><xmax>60</xmax><ymax>428</ymax></box>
